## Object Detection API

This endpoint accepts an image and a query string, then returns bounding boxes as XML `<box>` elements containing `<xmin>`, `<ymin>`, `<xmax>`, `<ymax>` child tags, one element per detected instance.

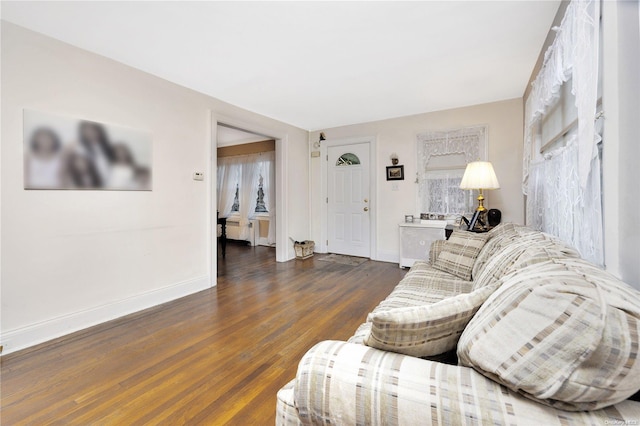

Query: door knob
<box><xmin>364</xmin><ymin>198</ymin><xmax>368</xmax><ymax>203</ymax></box>
<box><xmin>364</xmin><ymin>207</ymin><xmax>369</xmax><ymax>212</ymax></box>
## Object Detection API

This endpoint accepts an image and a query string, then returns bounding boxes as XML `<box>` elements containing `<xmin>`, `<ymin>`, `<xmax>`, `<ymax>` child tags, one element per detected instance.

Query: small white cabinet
<box><xmin>399</xmin><ymin>221</ymin><xmax>447</xmax><ymax>268</ymax></box>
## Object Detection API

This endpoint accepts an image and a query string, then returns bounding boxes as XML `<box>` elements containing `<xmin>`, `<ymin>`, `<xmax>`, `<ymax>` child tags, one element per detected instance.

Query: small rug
<box><xmin>317</xmin><ymin>254</ymin><xmax>369</xmax><ymax>266</ymax></box>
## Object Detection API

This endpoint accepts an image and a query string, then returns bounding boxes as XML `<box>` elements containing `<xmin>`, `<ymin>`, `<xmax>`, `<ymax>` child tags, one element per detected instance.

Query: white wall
<box><xmin>1</xmin><ymin>22</ymin><xmax>309</xmax><ymax>353</ymax></box>
<box><xmin>602</xmin><ymin>0</ymin><xmax>640</xmax><ymax>288</ymax></box>
<box><xmin>310</xmin><ymin>98</ymin><xmax>524</xmax><ymax>263</ymax></box>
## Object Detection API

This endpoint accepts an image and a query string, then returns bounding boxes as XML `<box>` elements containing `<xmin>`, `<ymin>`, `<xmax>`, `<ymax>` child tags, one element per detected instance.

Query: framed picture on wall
<box><xmin>386</xmin><ymin>165</ymin><xmax>404</xmax><ymax>181</ymax></box>
<box><xmin>23</xmin><ymin>109</ymin><xmax>152</xmax><ymax>191</ymax></box>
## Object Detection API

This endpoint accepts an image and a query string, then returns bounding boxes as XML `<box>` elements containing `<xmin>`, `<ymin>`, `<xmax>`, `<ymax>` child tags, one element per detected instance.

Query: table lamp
<box><xmin>460</xmin><ymin>161</ymin><xmax>500</xmax><ymax>212</ymax></box>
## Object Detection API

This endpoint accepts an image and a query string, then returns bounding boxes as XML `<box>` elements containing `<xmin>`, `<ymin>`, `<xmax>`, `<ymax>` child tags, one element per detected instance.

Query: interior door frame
<box><xmin>320</xmin><ymin>136</ymin><xmax>377</xmax><ymax>259</ymax></box>
<box><xmin>208</xmin><ymin>112</ymin><xmax>290</xmax><ymax>287</ymax></box>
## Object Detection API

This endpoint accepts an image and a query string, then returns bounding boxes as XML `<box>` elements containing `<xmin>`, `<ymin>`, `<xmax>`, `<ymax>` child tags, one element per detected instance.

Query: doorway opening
<box><xmin>215</xmin><ymin>124</ymin><xmax>277</xmax><ymax>272</ymax></box>
<box><xmin>209</xmin><ymin>113</ymin><xmax>291</xmax><ymax>287</ymax></box>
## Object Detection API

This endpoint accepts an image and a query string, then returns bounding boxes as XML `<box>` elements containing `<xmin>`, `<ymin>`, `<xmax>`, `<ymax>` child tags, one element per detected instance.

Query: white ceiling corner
<box><xmin>1</xmin><ymin>1</ymin><xmax>560</xmax><ymax>131</ymax></box>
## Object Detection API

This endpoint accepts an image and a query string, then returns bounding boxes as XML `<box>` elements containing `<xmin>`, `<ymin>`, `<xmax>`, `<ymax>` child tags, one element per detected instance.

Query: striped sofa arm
<box><xmin>276</xmin><ymin>380</ymin><xmax>303</xmax><ymax>426</ymax></box>
<box><xmin>293</xmin><ymin>340</ymin><xmax>640</xmax><ymax>426</ymax></box>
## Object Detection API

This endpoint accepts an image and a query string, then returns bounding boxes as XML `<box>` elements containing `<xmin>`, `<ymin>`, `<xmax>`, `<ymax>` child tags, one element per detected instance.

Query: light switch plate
<box><xmin>392</xmin><ymin>182</ymin><xmax>399</xmax><ymax>191</ymax></box>
<box><xmin>193</xmin><ymin>172</ymin><xmax>204</xmax><ymax>181</ymax></box>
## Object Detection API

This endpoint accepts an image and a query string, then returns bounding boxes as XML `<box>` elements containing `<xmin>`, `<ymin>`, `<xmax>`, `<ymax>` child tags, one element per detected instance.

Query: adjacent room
<box><xmin>216</xmin><ymin>124</ymin><xmax>277</xmax><ymax>271</ymax></box>
<box><xmin>1</xmin><ymin>1</ymin><xmax>639</xmax><ymax>425</ymax></box>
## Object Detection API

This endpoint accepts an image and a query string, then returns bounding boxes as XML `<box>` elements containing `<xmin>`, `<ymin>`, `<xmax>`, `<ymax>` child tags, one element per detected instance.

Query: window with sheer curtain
<box><xmin>217</xmin><ymin>152</ymin><xmax>275</xmax><ymax>243</ymax></box>
<box><xmin>417</xmin><ymin>126</ymin><xmax>487</xmax><ymax>216</ymax></box>
<box><xmin>523</xmin><ymin>0</ymin><xmax>603</xmax><ymax>266</ymax></box>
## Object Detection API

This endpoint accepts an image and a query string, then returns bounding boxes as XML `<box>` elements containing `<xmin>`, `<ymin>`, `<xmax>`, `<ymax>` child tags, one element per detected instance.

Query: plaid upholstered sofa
<box><xmin>276</xmin><ymin>223</ymin><xmax>640</xmax><ymax>425</ymax></box>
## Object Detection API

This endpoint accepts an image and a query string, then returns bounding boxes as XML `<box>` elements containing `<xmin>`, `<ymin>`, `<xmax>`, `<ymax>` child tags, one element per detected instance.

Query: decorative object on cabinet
<box><xmin>461</xmin><ymin>212</ymin><xmax>490</xmax><ymax>233</ymax></box>
<box><xmin>404</xmin><ymin>215</ymin><xmax>414</xmax><ymax>223</ymax></box>
<box><xmin>488</xmin><ymin>209</ymin><xmax>502</xmax><ymax>226</ymax></box>
<box><xmin>386</xmin><ymin>165</ymin><xmax>404</xmax><ymax>181</ymax></box>
<box><xmin>467</xmin><ymin>210</ymin><xmax>482</xmax><ymax>231</ymax></box>
<box><xmin>460</xmin><ymin>161</ymin><xmax>500</xmax><ymax>212</ymax></box>
<box><xmin>398</xmin><ymin>221</ymin><xmax>447</xmax><ymax>268</ymax></box>
<box><xmin>420</xmin><ymin>212</ymin><xmax>455</xmax><ymax>224</ymax></box>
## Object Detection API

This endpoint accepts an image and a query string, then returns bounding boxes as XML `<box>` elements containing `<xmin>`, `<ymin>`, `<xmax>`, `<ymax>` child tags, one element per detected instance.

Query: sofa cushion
<box><xmin>458</xmin><ymin>259</ymin><xmax>640</xmax><ymax>411</ymax></box>
<box><xmin>404</xmin><ymin>260</ymin><xmax>431</xmax><ymax>274</ymax></box>
<box><xmin>472</xmin><ymin>236</ymin><xmax>581</xmax><ymax>290</ymax></box>
<box><xmin>368</xmin><ymin>267</ymin><xmax>472</xmax><ymax>321</ymax></box>
<box><xmin>365</xmin><ymin>284</ymin><xmax>496</xmax><ymax>357</ymax></box>
<box><xmin>433</xmin><ymin>230</ymin><xmax>489</xmax><ymax>280</ymax></box>
<box><xmin>471</xmin><ymin>224</ymin><xmax>523</xmax><ymax>281</ymax></box>
<box><xmin>487</xmin><ymin>222</ymin><xmax>517</xmax><ymax>237</ymax></box>
<box><xmin>400</xmin><ymin>265</ymin><xmax>473</xmax><ymax>294</ymax></box>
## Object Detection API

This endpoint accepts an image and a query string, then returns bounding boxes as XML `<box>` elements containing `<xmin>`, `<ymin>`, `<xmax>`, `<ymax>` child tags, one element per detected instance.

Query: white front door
<box><xmin>327</xmin><ymin>143</ymin><xmax>371</xmax><ymax>258</ymax></box>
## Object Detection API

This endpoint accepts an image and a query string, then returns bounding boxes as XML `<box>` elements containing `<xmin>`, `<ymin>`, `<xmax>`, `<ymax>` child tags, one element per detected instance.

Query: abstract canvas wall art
<box><xmin>24</xmin><ymin>109</ymin><xmax>152</xmax><ymax>190</ymax></box>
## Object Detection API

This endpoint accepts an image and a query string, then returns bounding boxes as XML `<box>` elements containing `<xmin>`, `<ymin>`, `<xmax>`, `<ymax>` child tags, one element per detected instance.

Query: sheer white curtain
<box><xmin>522</xmin><ymin>0</ymin><xmax>603</xmax><ymax>266</ymax></box>
<box><xmin>419</xmin><ymin>169</ymin><xmax>475</xmax><ymax>215</ymax></box>
<box><xmin>217</xmin><ymin>157</ymin><xmax>241</xmax><ymax>218</ymax></box>
<box><xmin>523</xmin><ymin>0</ymin><xmax>601</xmax><ymax>190</ymax></box>
<box><xmin>257</xmin><ymin>151</ymin><xmax>276</xmax><ymax>244</ymax></box>
<box><xmin>217</xmin><ymin>152</ymin><xmax>276</xmax><ymax>242</ymax></box>
<box><xmin>238</xmin><ymin>154</ymin><xmax>261</xmax><ymax>240</ymax></box>
<box><xmin>216</xmin><ymin>161</ymin><xmax>226</xmax><ymax>209</ymax></box>
<box><xmin>527</xmin><ymin>133</ymin><xmax>603</xmax><ymax>264</ymax></box>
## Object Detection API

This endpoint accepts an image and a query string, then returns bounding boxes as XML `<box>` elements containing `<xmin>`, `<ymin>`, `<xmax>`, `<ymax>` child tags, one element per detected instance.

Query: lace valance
<box><xmin>522</xmin><ymin>0</ymin><xmax>600</xmax><ymax>193</ymax></box>
<box><xmin>417</xmin><ymin>126</ymin><xmax>487</xmax><ymax>167</ymax></box>
<box><xmin>523</xmin><ymin>0</ymin><xmax>603</xmax><ymax>266</ymax></box>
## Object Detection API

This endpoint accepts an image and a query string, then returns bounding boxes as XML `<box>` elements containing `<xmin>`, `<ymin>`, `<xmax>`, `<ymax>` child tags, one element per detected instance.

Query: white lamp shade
<box><xmin>460</xmin><ymin>161</ymin><xmax>500</xmax><ymax>190</ymax></box>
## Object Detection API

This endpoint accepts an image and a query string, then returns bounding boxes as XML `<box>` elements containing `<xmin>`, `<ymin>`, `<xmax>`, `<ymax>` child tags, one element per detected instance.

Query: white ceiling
<box><xmin>1</xmin><ymin>1</ymin><xmax>560</xmax><ymax>131</ymax></box>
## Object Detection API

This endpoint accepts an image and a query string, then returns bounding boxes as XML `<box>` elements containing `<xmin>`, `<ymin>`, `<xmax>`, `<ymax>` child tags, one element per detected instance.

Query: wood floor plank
<box><xmin>1</xmin><ymin>243</ymin><xmax>405</xmax><ymax>425</ymax></box>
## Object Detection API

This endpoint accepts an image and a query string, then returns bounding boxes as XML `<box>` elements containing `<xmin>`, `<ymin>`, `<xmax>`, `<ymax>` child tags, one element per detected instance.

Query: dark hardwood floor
<box><xmin>1</xmin><ymin>243</ymin><xmax>405</xmax><ymax>425</ymax></box>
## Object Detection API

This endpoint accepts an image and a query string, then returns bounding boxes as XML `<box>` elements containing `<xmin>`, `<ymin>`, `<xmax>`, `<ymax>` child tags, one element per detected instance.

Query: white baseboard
<box><xmin>1</xmin><ymin>275</ymin><xmax>210</xmax><ymax>355</ymax></box>
<box><xmin>375</xmin><ymin>249</ymin><xmax>399</xmax><ymax>264</ymax></box>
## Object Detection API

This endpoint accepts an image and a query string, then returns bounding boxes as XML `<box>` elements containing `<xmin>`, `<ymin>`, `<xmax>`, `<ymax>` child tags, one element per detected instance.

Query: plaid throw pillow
<box><xmin>433</xmin><ymin>231</ymin><xmax>489</xmax><ymax>280</ymax></box>
<box><xmin>487</xmin><ymin>222</ymin><xmax>517</xmax><ymax>237</ymax></box>
<box><xmin>428</xmin><ymin>239</ymin><xmax>446</xmax><ymax>264</ymax></box>
<box><xmin>365</xmin><ymin>284</ymin><xmax>496</xmax><ymax>357</ymax></box>
<box><xmin>459</xmin><ymin>259</ymin><xmax>640</xmax><ymax>411</ymax></box>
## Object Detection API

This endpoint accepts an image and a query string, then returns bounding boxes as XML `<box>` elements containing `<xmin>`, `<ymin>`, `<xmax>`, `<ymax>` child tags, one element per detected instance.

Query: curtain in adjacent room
<box><xmin>217</xmin><ymin>152</ymin><xmax>276</xmax><ymax>243</ymax></box>
<box><xmin>257</xmin><ymin>151</ymin><xmax>276</xmax><ymax>245</ymax></box>
<box><xmin>522</xmin><ymin>0</ymin><xmax>603</xmax><ymax>266</ymax></box>
<box><xmin>217</xmin><ymin>156</ymin><xmax>241</xmax><ymax>218</ymax></box>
